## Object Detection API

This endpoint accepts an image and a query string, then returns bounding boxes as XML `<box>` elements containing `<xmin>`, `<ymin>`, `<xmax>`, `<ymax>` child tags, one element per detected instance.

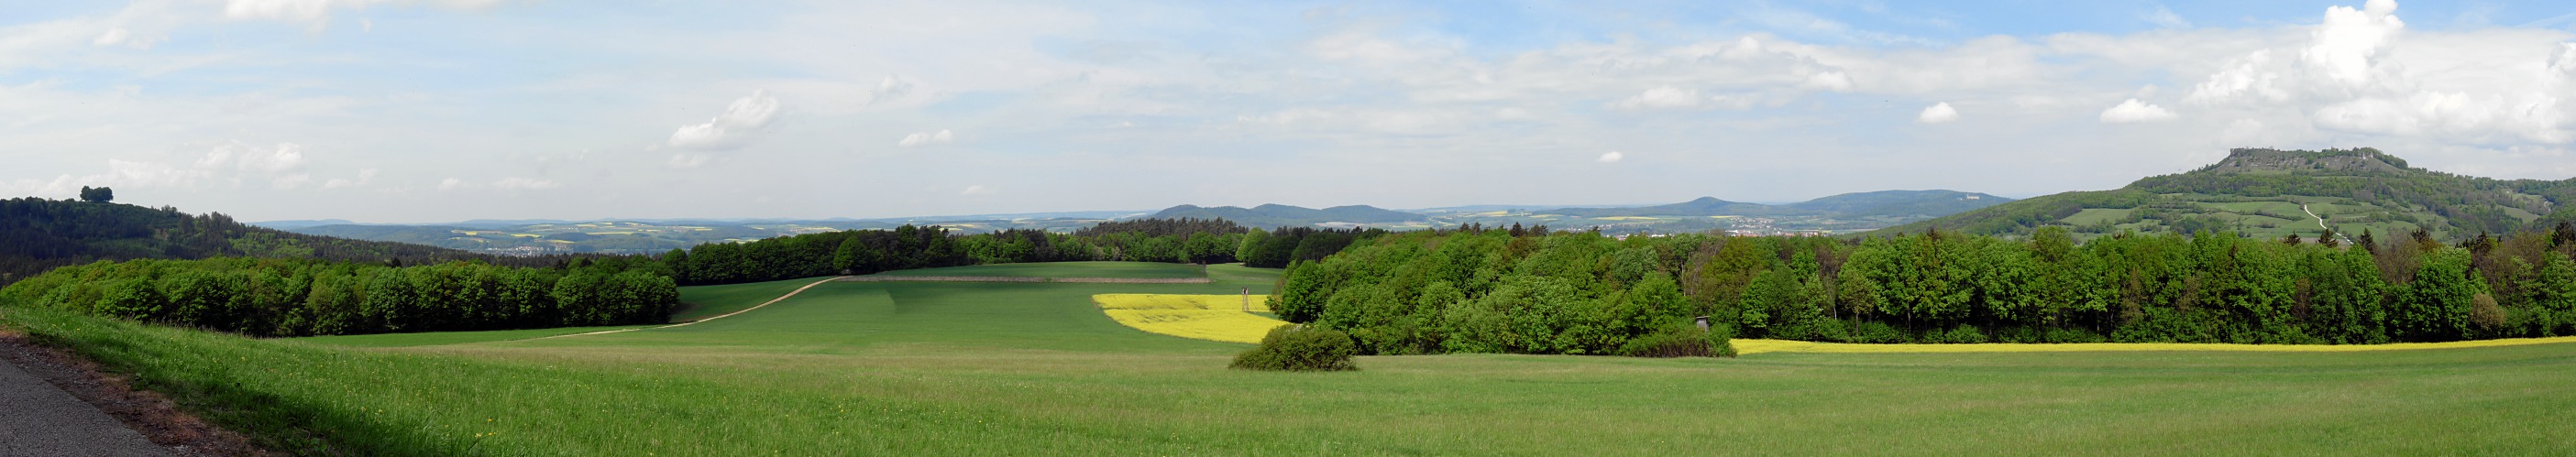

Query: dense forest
<box><xmin>1275</xmin><ymin>223</ymin><xmax>2576</xmax><ymax>355</ymax></box>
<box><xmin>0</xmin><ymin>256</ymin><xmax>677</xmax><ymax>337</ymax></box>
<box><xmin>0</xmin><ymin>196</ymin><xmax>592</xmax><ymax>287</ymax></box>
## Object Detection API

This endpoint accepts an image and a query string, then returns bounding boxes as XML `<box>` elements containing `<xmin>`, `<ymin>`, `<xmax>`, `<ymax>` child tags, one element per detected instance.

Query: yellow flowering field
<box><xmin>1093</xmin><ymin>293</ymin><xmax>1284</xmax><ymax>344</ymax></box>
<box><xmin>1734</xmin><ymin>335</ymin><xmax>2576</xmax><ymax>354</ymax></box>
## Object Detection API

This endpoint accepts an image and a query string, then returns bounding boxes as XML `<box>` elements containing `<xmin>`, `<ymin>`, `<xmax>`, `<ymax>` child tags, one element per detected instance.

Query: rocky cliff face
<box><xmin>2206</xmin><ymin>147</ymin><xmax>2410</xmax><ymax>175</ymax></box>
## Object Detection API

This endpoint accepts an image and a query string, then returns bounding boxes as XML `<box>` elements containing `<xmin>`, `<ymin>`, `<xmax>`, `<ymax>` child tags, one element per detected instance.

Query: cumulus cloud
<box><xmin>1918</xmin><ymin>102</ymin><xmax>1960</xmax><ymax>124</ymax></box>
<box><xmin>961</xmin><ymin>184</ymin><xmax>995</xmax><ymax>195</ymax></box>
<box><xmin>1598</xmin><ymin>151</ymin><xmax>1624</xmax><ymax>163</ymax></box>
<box><xmin>668</xmin><ymin>90</ymin><xmax>781</xmax><ymax>151</ymax></box>
<box><xmin>2176</xmin><ymin>1</ymin><xmax>2573</xmax><ymax>145</ymax></box>
<box><xmin>1800</xmin><ymin>71</ymin><xmax>1854</xmax><ymax>92</ymax></box>
<box><xmin>897</xmin><ymin>129</ymin><xmax>955</xmax><ymax>147</ymax></box>
<box><xmin>2100</xmin><ymin>99</ymin><xmax>2179</xmax><ymax>123</ymax></box>
<box><xmin>2303</xmin><ymin>0</ymin><xmax>2404</xmax><ymax>87</ymax></box>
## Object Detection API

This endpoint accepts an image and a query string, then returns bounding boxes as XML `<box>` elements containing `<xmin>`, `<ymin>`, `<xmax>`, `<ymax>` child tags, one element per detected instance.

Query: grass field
<box><xmin>292</xmin><ymin>325</ymin><xmax>658</xmax><ymax>347</ymax></box>
<box><xmin>10</xmin><ymin>261</ymin><xmax>2576</xmax><ymax>454</ymax></box>
<box><xmin>865</xmin><ymin>261</ymin><xmax>1206</xmax><ymax>279</ymax></box>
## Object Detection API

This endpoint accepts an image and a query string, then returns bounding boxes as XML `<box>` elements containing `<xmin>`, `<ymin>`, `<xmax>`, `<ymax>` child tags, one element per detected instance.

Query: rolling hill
<box><xmin>0</xmin><ymin>197</ymin><xmax>518</xmax><ymax>285</ymax></box>
<box><xmin>1872</xmin><ymin>147</ymin><xmax>2576</xmax><ymax>241</ymax></box>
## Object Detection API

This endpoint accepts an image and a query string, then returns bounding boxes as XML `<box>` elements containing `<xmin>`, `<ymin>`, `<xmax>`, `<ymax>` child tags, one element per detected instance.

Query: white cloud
<box><xmin>1613</xmin><ymin>85</ymin><xmax>1701</xmax><ymax>110</ymax></box>
<box><xmin>2100</xmin><ymin>99</ymin><xmax>2179</xmax><ymax>123</ymax></box>
<box><xmin>1597</xmin><ymin>151</ymin><xmax>1624</xmax><ymax>163</ymax></box>
<box><xmin>437</xmin><ymin>178</ymin><xmax>467</xmax><ymax>190</ymax></box>
<box><xmin>897</xmin><ymin>129</ymin><xmax>955</xmax><ymax>147</ymax></box>
<box><xmin>961</xmin><ymin>184</ymin><xmax>994</xmax><ymax>195</ymax></box>
<box><xmin>1800</xmin><ymin>71</ymin><xmax>1855</xmax><ymax>92</ymax></box>
<box><xmin>2183</xmin><ymin>50</ymin><xmax>2293</xmax><ymax>106</ymax></box>
<box><xmin>1917</xmin><ymin>102</ymin><xmax>1960</xmax><ymax>124</ymax></box>
<box><xmin>2304</xmin><ymin>0</ymin><xmax>2404</xmax><ymax>87</ymax></box>
<box><xmin>667</xmin><ymin>90</ymin><xmax>781</xmax><ymax>151</ymax></box>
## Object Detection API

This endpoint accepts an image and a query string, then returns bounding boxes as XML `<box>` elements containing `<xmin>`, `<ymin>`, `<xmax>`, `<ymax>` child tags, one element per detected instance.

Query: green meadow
<box><xmin>5</xmin><ymin>262</ymin><xmax>2575</xmax><ymax>454</ymax></box>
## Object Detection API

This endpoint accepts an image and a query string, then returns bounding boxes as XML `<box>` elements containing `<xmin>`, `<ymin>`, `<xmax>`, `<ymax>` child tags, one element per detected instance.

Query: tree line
<box><xmin>0</xmin><ymin>256</ymin><xmax>677</xmax><ymax>337</ymax></box>
<box><xmin>1274</xmin><ymin>223</ymin><xmax>2576</xmax><ymax>356</ymax></box>
<box><xmin>658</xmin><ymin>220</ymin><xmax>1382</xmax><ymax>286</ymax></box>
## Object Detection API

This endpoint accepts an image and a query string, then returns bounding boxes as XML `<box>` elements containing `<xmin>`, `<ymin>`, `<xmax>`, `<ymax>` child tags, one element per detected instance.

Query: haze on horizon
<box><xmin>5</xmin><ymin>0</ymin><xmax>2576</xmax><ymax>223</ymax></box>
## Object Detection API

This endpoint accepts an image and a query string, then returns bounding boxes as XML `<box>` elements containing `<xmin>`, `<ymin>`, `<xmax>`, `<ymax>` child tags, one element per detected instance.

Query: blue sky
<box><xmin>5</xmin><ymin>0</ymin><xmax>2575</xmax><ymax>223</ymax></box>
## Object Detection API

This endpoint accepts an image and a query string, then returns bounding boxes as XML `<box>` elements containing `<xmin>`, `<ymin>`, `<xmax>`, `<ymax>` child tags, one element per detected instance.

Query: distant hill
<box><xmin>1871</xmin><ymin>147</ymin><xmax>2576</xmax><ymax>241</ymax></box>
<box><xmin>1539</xmin><ymin>190</ymin><xmax>2013</xmax><ymax>219</ymax></box>
<box><xmin>1782</xmin><ymin>190</ymin><xmax>2011</xmax><ymax>217</ymax></box>
<box><xmin>1547</xmin><ymin>197</ymin><xmax>1789</xmax><ymax>217</ymax></box>
<box><xmin>1148</xmin><ymin>204</ymin><xmax>1427</xmax><ymax>229</ymax></box>
<box><xmin>0</xmin><ymin>198</ymin><xmax>517</xmax><ymax>286</ymax></box>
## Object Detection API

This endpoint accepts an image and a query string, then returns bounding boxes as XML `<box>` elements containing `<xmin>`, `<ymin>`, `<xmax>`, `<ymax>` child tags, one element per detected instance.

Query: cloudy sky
<box><xmin>5</xmin><ymin>0</ymin><xmax>2575</xmax><ymax>223</ymax></box>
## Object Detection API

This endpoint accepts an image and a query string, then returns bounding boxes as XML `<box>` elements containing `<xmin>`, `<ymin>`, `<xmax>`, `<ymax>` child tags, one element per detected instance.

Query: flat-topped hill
<box><xmin>1870</xmin><ymin>147</ymin><xmax>2576</xmax><ymax>241</ymax></box>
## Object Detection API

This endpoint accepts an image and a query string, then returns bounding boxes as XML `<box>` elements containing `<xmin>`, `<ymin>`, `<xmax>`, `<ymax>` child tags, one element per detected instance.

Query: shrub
<box><xmin>1231</xmin><ymin>325</ymin><xmax>1358</xmax><ymax>372</ymax></box>
<box><xmin>1846</xmin><ymin>321</ymin><xmax>1910</xmax><ymax>343</ymax></box>
<box><xmin>1928</xmin><ymin>324</ymin><xmax>1988</xmax><ymax>343</ymax></box>
<box><xmin>1614</xmin><ymin>322</ymin><xmax>1736</xmax><ymax>358</ymax></box>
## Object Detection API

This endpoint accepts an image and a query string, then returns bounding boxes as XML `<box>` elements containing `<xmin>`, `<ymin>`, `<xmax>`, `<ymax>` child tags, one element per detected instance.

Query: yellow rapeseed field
<box><xmin>1093</xmin><ymin>294</ymin><xmax>1285</xmax><ymax>344</ymax></box>
<box><xmin>1733</xmin><ymin>336</ymin><xmax>2576</xmax><ymax>354</ymax></box>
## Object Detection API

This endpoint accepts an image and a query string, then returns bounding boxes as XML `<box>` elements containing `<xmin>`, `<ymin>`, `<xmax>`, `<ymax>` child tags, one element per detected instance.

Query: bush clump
<box><xmin>1231</xmin><ymin>325</ymin><xmax>1358</xmax><ymax>371</ymax></box>
<box><xmin>1613</xmin><ymin>322</ymin><xmax>1736</xmax><ymax>358</ymax></box>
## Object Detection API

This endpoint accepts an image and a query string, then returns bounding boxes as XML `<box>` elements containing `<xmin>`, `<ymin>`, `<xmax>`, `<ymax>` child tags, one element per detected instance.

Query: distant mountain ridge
<box><xmin>1149</xmin><ymin>204</ymin><xmax>1427</xmax><ymax>229</ymax></box>
<box><xmin>1540</xmin><ymin>190</ymin><xmax>2012</xmax><ymax>219</ymax></box>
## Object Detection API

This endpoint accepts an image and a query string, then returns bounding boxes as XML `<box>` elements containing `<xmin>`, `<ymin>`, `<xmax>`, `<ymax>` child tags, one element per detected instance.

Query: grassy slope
<box><xmin>7</xmin><ymin>261</ymin><xmax>2576</xmax><ymax>454</ymax></box>
<box><xmin>666</xmin><ymin>277</ymin><xmax>834</xmax><ymax>321</ymax></box>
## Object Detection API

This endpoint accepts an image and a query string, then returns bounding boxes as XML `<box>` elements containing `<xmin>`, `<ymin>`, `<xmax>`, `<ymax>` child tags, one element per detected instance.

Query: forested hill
<box><xmin>1148</xmin><ymin>203</ymin><xmax>1426</xmax><ymax>228</ymax></box>
<box><xmin>0</xmin><ymin>197</ymin><xmax>527</xmax><ymax>286</ymax></box>
<box><xmin>1870</xmin><ymin>147</ymin><xmax>2576</xmax><ymax>241</ymax></box>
